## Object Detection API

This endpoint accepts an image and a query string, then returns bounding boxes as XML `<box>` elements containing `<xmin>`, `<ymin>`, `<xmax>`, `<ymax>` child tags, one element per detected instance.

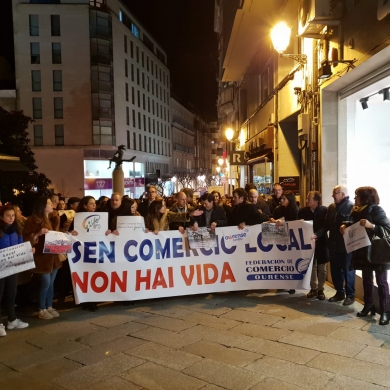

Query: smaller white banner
<box><xmin>44</xmin><ymin>231</ymin><xmax>73</xmax><ymax>254</ymax></box>
<box><xmin>117</xmin><ymin>216</ymin><xmax>146</xmax><ymax>233</ymax></box>
<box><xmin>186</xmin><ymin>227</ymin><xmax>217</xmax><ymax>249</ymax></box>
<box><xmin>74</xmin><ymin>212</ymin><xmax>109</xmax><ymax>236</ymax></box>
<box><xmin>261</xmin><ymin>222</ymin><xmax>289</xmax><ymax>246</ymax></box>
<box><xmin>0</xmin><ymin>242</ymin><xmax>35</xmax><ymax>279</ymax></box>
<box><xmin>343</xmin><ymin>222</ymin><xmax>371</xmax><ymax>254</ymax></box>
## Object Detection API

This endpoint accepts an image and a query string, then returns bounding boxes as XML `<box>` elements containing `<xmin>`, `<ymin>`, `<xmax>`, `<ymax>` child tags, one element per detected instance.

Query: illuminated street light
<box><xmin>218</xmin><ymin>157</ymin><xmax>224</xmax><ymax>166</ymax></box>
<box><xmin>171</xmin><ymin>176</ymin><xmax>177</xmax><ymax>182</ymax></box>
<box><xmin>216</xmin><ymin>166</ymin><xmax>221</xmax><ymax>173</ymax></box>
<box><xmin>225</xmin><ymin>127</ymin><xmax>234</xmax><ymax>141</ymax></box>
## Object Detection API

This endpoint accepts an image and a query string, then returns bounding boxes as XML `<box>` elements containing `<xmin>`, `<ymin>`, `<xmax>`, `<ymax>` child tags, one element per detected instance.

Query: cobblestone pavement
<box><xmin>2</xmin><ymin>285</ymin><xmax>390</xmax><ymax>390</ymax></box>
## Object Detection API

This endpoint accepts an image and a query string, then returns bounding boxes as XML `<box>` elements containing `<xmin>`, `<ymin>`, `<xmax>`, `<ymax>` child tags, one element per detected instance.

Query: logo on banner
<box><xmin>295</xmin><ymin>258</ymin><xmax>311</xmax><ymax>274</ymax></box>
<box><xmin>224</xmin><ymin>228</ymin><xmax>249</xmax><ymax>242</ymax></box>
<box><xmin>348</xmin><ymin>229</ymin><xmax>355</xmax><ymax>238</ymax></box>
<box><xmin>82</xmin><ymin>215</ymin><xmax>102</xmax><ymax>232</ymax></box>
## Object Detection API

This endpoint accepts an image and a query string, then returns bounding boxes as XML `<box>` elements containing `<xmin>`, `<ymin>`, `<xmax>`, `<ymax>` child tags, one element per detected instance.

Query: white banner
<box><xmin>68</xmin><ymin>217</ymin><xmax>315</xmax><ymax>304</ymax></box>
<box><xmin>44</xmin><ymin>231</ymin><xmax>73</xmax><ymax>254</ymax></box>
<box><xmin>74</xmin><ymin>212</ymin><xmax>108</xmax><ymax>235</ymax></box>
<box><xmin>343</xmin><ymin>222</ymin><xmax>371</xmax><ymax>254</ymax></box>
<box><xmin>0</xmin><ymin>242</ymin><xmax>35</xmax><ymax>279</ymax></box>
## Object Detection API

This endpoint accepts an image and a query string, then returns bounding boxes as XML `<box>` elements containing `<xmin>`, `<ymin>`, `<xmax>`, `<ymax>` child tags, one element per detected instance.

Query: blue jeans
<box><xmin>39</xmin><ymin>269</ymin><xmax>58</xmax><ymax>310</ymax></box>
<box><xmin>330</xmin><ymin>252</ymin><xmax>355</xmax><ymax>298</ymax></box>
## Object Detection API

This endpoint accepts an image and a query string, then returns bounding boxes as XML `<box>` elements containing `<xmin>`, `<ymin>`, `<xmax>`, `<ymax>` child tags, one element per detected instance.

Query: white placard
<box><xmin>186</xmin><ymin>227</ymin><xmax>217</xmax><ymax>249</ymax></box>
<box><xmin>0</xmin><ymin>242</ymin><xmax>35</xmax><ymax>279</ymax></box>
<box><xmin>116</xmin><ymin>216</ymin><xmax>146</xmax><ymax>232</ymax></box>
<box><xmin>261</xmin><ymin>222</ymin><xmax>289</xmax><ymax>245</ymax></box>
<box><xmin>73</xmin><ymin>212</ymin><xmax>108</xmax><ymax>236</ymax></box>
<box><xmin>43</xmin><ymin>231</ymin><xmax>73</xmax><ymax>254</ymax></box>
<box><xmin>343</xmin><ymin>222</ymin><xmax>371</xmax><ymax>254</ymax></box>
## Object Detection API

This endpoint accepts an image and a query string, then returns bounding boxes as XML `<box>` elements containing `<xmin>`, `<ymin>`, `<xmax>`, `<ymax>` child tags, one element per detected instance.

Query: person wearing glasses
<box><xmin>325</xmin><ymin>185</ymin><xmax>354</xmax><ymax>305</ymax></box>
<box><xmin>138</xmin><ymin>185</ymin><xmax>158</xmax><ymax>217</ymax></box>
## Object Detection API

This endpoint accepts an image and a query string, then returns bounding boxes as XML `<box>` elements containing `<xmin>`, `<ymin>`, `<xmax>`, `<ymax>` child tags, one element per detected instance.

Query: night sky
<box><xmin>0</xmin><ymin>0</ymin><xmax>218</xmax><ymax>120</ymax></box>
<box><xmin>125</xmin><ymin>0</ymin><xmax>218</xmax><ymax>120</ymax></box>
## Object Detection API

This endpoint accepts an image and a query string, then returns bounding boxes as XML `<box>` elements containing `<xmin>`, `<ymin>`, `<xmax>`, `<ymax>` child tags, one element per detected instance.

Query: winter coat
<box><xmin>192</xmin><ymin>205</ymin><xmax>228</xmax><ymax>228</ymax></box>
<box><xmin>230</xmin><ymin>202</ymin><xmax>267</xmax><ymax>226</ymax></box>
<box><xmin>169</xmin><ymin>202</ymin><xmax>194</xmax><ymax>230</ymax></box>
<box><xmin>145</xmin><ymin>210</ymin><xmax>191</xmax><ymax>232</ymax></box>
<box><xmin>326</xmin><ymin>197</ymin><xmax>353</xmax><ymax>253</ymax></box>
<box><xmin>347</xmin><ymin>205</ymin><xmax>390</xmax><ymax>272</ymax></box>
<box><xmin>23</xmin><ymin>216</ymin><xmax>62</xmax><ymax>274</ymax></box>
<box><xmin>298</xmin><ymin>205</ymin><xmax>329</xmax><ymax>264</ymax></box>
<box><xmin>0</xmin><ymin>226</ymin><xmax>23</xmax><ymax>250</ymax></box>
<box><xmin>273</xmin><ymin>205</ymin><xmax>299</xmax><ymax>222</ymax></box>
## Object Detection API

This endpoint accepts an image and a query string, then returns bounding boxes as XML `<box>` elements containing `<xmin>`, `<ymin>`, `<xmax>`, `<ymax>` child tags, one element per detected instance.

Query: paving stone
<box><xmin>26</xmin><ymin>323</ymin><xmax>103</xmax><ymax>348</ymax></box>
<box><xmin>272</xmin><ymin>318</ymin><xmax>341</xmax><ymax>336</ymax></box>
<box><xmin>362</xmin><ymin>321</ymin><xmax>390</xmax><ymax>335</ymax></box>
<box><xmin>181</xmin><ymin>311</ymin><xmax>241</xmax><ymax>330</ymax></box>
<box><xmin>66</xmin><ymin>336</ymin><xmax>147</xmax><ymax>365</ymax></box>
<box><xmin>220</xmin><ymin>308</ymin><xmax>282</xmax><ymax>325</ymax></box>
<box><xmin>181</xmin><ymin>325</ymin><xmax>250</xmax><ymax>347</ymax></box>
<box><xmin>322</xmin><ymin>374</ymin><xmax>388</xmax><ymax>390</ymax></box>
<box><xmin>76</xmin><ymin>321</ymin><xmax>148</xmax><ymax>346</ymax></box>
<box><xmin>246</xmin><ymin>356</ymin><xmax>333</xmax><ymax>389</ymax></box>
<box><xmin>279</xmin><ymin>330</ymin><xmax>365</xmax><ymax>357</ymax></box>
<box><xmin>22</xmin><ymin>357</ymin><xmax>82</xmax><ymax>378</ymax></box>
<box><xmin>89</xmin><ymin>313</ymin><xmax>144</xmax><ymax>328</ymax></box>
<box><xmin>0</xmin><ymin>374</ymin><xmax>65</xmax><ymax>390</ymax></box>
<box><xmin>230</xmin><ymin>323</ymin><xmax>291</xmax><ymax>340</ymax></box>
<box><xmin>35</xmin><ymin>316</ymin><xmax>93</xmax><ymax>334</ymax></box>
<box><xmin>122</xmin><ymin>361</ymin><xmax>206</xmax><ymax>390</ymax></box>
<box><xmin>182</xmin><ymin>340</ymin><xmax>262</xmax><ymax>367</ymax></box>
<box><xmin>237</xmin><ymin>337</ymin><xmax>320</xmax><ymax>364</ymax></box>
<box><xmin>90</xmin><ymin>375</ymin><xmax>141</xmax><ymax>390</ymax></box>
<box><xmin>320</xmin><ymin>314</ymin><xmax>371</xmax><ymax>329</ymax></box>
<box><xmin>307</xmin><ymin>352</ymin><xmax>390</xmax><ymax>387</ymax></box>
<box><xmin>354</xmin><ymin>345</ymin><xmax>390</xmax><ymax>366</ymax></box>
<box><xmin>198</xmin><ymin>385</ymin><xmax>225</xmax><ymax>390</ymax></box>
<box><xmin>125</xmin><ymin>341</ymin><xmax>201</xmax><ymax>370</ymax></box>
<box><xmin>328</xmin><ymin>326</ymin><xmax>390</xmax><ymax>347</ymax></box>
<box><xmin>133</xmin><ymin>314</ymin><xmax>196</xmax><ymax>331</ymax></box>
<box><xmin>251</xmin><ymin>377</ymin><xmax>302</xmax><ymax>390</ymax></box>
<box><xmin>259</xmin><ymin>305</ymin><xmax>318</xmax><ymax>320</ymax></box>
<box><xmin>0</xmin><ymin>340</ymin><xmax>40</xmax><ymax>363</ymax></box>
<box><xmin>135</xmin><ymin>305</ymin><xmax>194</xmax><ymax>318</ymax></box>
<box><xmin>54</xmin><ymin>353</ymin><xmax>144</xmax><ymax>390</ymax></box>
<box><xmin>176</xmin><ymin>302</ymin><xmax>232</xmax><ymax>316</ymax></box>
<box><xmin>0</xmin><ymin>362</ymin><xmax>20</xmax><ymax>381</ymax></box>
<box><xmin>131</xmin><ymin>326</ymin><xmax>201</xmax><ymax>349</ymax></box>
<box><xmin>182</xmin><ymin>359</ymin><xmax>261</xmax><ymax>390</ymax></box>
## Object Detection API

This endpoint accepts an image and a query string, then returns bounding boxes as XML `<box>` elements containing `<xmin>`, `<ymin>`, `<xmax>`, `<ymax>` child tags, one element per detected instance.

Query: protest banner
<box><xmin>44</xmin><ymin>231</ymin><xmax>73</xmax><ymax>254</ymax></box>
<box><xmin>0</xmin><ymin>242</ymin><xmax>35</xmax><ymax>279</ymax></box>
<box><xmin>343</xmin><ymin>222</ymin><xmax>371</xmax><ymax>254</ymax></box>
<box><xmin>68</xmin><ymin>217</ymin><xmax>315</xmax><ymax>304</ymax></box>
<box><xmin>73</xmin><ymin>212</ymin><xmax>109</xmax><ymax>235</ymax></box>
<box><xmin>116</xmin><ymin>216</ymin><xmax>146</xmax><ymax>233</ymax></box>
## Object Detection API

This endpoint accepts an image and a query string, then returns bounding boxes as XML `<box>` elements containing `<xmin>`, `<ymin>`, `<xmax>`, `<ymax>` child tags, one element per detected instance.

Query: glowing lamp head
<box><xmin>225</xmin><ymin>128</ymin><xmax>234</xmax><ymax>141</ymax></box>
<box><xmin>271</xmin><ymin>22</ymin><xmax>291</xmax><ymax>53</ymax></box>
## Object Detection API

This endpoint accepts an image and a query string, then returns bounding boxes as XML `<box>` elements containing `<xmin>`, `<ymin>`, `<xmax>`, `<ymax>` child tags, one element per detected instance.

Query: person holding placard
<box><xmin>0</xmin><ymin>205</ymin><xmax>32</xmax><ymax>336</ymax></box>
<box><xmin>23</xmin><ymin>197</ymin><xmax>62</xmax><ymax>320</ymax></box>
<box><xmin>340</xmin><ymin>186</ymin><xmax>390</xmax><ymax>325</ymax></box>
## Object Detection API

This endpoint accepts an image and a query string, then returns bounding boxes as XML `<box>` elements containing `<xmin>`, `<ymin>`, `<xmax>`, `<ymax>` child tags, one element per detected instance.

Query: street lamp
<box><xmin>225</xmin><ymin>128</ymin><xmax>234</xmax><ymax>142</ymax></box>
<box><xmin>216</xmin><ymin>166</ymin><xmax>221</xmax><ymax>173</ymax></box>
<box><xmin>218</xmin><ymin>157</ymin><xmax>224</xmax><ymax>166</ymax></box>
<box><xmin>271</xmin><ymin>22</ymin><xmax>307</xmax><ymax>64</ymax></box>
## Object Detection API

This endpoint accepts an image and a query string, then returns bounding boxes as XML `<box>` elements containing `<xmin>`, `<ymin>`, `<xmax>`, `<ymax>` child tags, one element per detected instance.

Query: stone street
<box><xmin>1</xmin><ymin>285</ymin><xmax>390</xmax><ymax>390</ymax></box>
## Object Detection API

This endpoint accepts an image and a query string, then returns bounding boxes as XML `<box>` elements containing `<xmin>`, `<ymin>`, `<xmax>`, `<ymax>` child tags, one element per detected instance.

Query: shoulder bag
<box><xmin>368</xmin><ymin>226</ymin><xmax>390</xmax><ymax>264</ymax></box>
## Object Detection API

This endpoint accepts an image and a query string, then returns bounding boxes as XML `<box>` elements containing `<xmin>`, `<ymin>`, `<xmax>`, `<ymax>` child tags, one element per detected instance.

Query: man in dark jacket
<box><xmin>230</xmin><ymin>188</ymin><xmax>267</xmax><ymax>228</ymax></box>
<box><xmin>169</xmin><ymin>191</ymin><xmax>194</xmax><ymax>230</ymax></box>
<box><xmin>266</xmin><ymin>183</ymin><xmax>283</xmax><ymax>214</ymax></box>
<box><xmin>325</xmin><ymin>185</ymin><xmax>354</xmax><ymax>305</ymax></box>
<box><xmin>299</xmin><ymin>191</ymin><xmax>328</xmax><ymax>300</ymax></box>
<box><xmin>192</xmin><ymin>193</ymin><xmax>228</xmax><ymax>228</ymax></box>
<box><xmin>138</xmin><ymin>185</ymin><xmax>157</xmax><ymax>217</ymax></box>
<box><xmin>247</xmin><ymin>189</ymin><xmax>272</xmax><ymax>218</ymax></box>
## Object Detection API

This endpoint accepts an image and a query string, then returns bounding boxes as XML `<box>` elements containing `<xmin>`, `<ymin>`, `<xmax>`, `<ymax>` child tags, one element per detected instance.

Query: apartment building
<box><xmin>12</xmin><ymin>0</ymin><xmax>171</xmax><ymax>198</ymax></box>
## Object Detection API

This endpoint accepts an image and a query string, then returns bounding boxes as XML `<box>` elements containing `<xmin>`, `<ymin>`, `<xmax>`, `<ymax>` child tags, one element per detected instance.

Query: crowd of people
<box><xmin>1</xmin><ymin>183</ymin><xmax>389</xmax><ymax>337</ymax></box>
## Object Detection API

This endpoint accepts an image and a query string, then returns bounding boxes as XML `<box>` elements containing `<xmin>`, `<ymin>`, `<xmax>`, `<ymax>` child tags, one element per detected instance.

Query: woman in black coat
<box><xmin>271</xmin><ymin>190</ymin><xmax>299</xmax><ymax>222</ymax></box>
<box><xmin>341</xmin><ymin>186</ymin><xmax>390</xmax><ymax>325</ymax></box>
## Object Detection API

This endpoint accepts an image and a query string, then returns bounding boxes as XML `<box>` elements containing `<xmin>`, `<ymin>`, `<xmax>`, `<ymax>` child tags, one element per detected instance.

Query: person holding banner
<box><xmin>0</xmin><ymin>205</ymin><xmax>31</xmax><ymax>336</ymax></box>
<box><xmin>23</xmin><ymin>196</ymin><xmax>62</xmax><ymax>320</ymax></box>
<box><xmin>340</xmin><ymin>186</ymin><xmax>390</xmax><ymax>325</ymax></box>
<box><xmin>145</xmin><ymin>199</ymin><xmax>203</xmax><ymax>233</ymax></box>
<box><xmin>191</xmin><ymin>193</ymin><xmax>228</xmax><ymax>229</ymax></box>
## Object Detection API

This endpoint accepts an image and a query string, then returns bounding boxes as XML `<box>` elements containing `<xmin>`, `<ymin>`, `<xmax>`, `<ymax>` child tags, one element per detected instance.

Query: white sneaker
<box><xmin>47</xmin><ymin>307</ymin><xmax>60</xmax><ymax>318</ymax></box>
<box><xmin>7</xmin><ymin>318</ymin><xmax>29</xmax><ymax>330</ymax></box>
<box><xmin>0</xmin><ymin>323</ymin><xmax>6</xmax><ymax>337</ymax></box>
<box><xmin>38</xmin><ymin>309</ymin><xmax>53</xmax><ymax>320</ymax></box>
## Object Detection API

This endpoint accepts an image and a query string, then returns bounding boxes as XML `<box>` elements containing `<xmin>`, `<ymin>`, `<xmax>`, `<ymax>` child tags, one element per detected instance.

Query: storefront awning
<box><xmin>246</xmin><ymin>150</ymin><xmax>273</xmax><ymax>165</ymax></box>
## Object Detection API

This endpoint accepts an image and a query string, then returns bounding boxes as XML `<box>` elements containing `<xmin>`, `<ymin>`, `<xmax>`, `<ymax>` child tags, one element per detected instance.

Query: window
<box><xmin>125</xmin><ymin>83</ymin><xmax>128</xmax><ymax>102</ymax></box>
<box><xmin>147</xmin><ymin>56</ymin><xmax>149</xmax><ymax>71</ymax></box>
<box><xmin>133</xmin><ymin>132</ymin><xmax>136</xmax><ymax>150</ymax></box>
<box><xmin>131</xmin><ymin>63</ymin><xmax>134</xmax><ymax>81</ymax></box>
<box><xmin>119</xmin><ymin>10</ymin><xmax>123</xmax><ymax>22</ymax></box>
<box><xmin>131</xmin><ymin>87</ymin><xmax>135</xmax><ymax>104</ymax></box>
<box><xmin>144</xmin><ymin>135</ymin><xmax>146</xmax><ymax>152</ymax></box>
<box><xmin>53</xmin><ymin>70</ymin><xmax>62</xmax><ymax>91</ymax></box>
<box><xmin>55</xmin><ymin>124</ymin><xmax>64</xmax><ymax>145</ymax></box>
<box><xmin>157</xmin><ymin>121</ymin><xmax>159</xmax><ymax>136</ymax></box>
<box><xmin>32</xmin><ymin>98</ymin><xmax>42</xmax><ymax>119</ymax></box>
<box><xmin>142</xmin><ymin>72</ymin><xmax>145</xmax><ymax>88</ymax></box>
<box><xmin>54</xmin><ymin>97</ymin><xmax>63</xmax><ymax>118</ymax></box>
<box><xmin>30</xmin><ymin>43</ymin><xmax>40</xmax><ymax>64</ymax></box>
<box><xmin>29</xmin><ymin>15</ymin><xmax>39</xmax><ymax>36</ymax></box>
<box><xmin>147</xmin><ymin>76</ymin><xmax>149</xmax><ymax>92</ymax></box>
<box><xmin>132</xmin><ymin>109</ymin><xmax>136</xmax><ymax>127</ymax></box>
<box><xmin>52</xmin><ymin>43</ymin><xmax>61</xmax><ymax>64</ymax></box>
<box><xmin>33</xmin><ymin>125</ymin><xmax>43</xmax><ymax>146</ymax></box>
<box><xmin>51</xmin><ymin>15</ymin><xmax>60</xmax><ymax>36</ymax></box>
<box><xmin>137</xmin><ymin>90</ymin><xmax>140</xmax><ymax>107</ymax></box>
<box><xmin>127</xmin><ymin>130</ymin><xmax>130</xmax><ymax>149</ymax></box>
<box><xmin>137</xmin><ymin>68</ymin><xmax>139</xmax><ymax>85</ymax></box>
<box><xmin>151</xmin><ymin>59</ymin><xmax>154</xmax><ymax>76</ymax></box>
<box><xmin>158</xmin><ymin>140</ymin><xmax>160</xmax><ymax>154</ymax></box>
<box><xmin>143</xmin><ymin>94</ymin><xmax>145</xmax><ymax>110</ymax></box>
<box><xmin>132</xmin><ymin>23</ymin><xmax>140</xmax><ymax>38</ymax></box>
<box><xmin>126</xmin><ymin>106</ymin><xmax>129</xmax><ymax>125</ymax></box>
<box><xmin>153</xmin><ymin>119</ymin><xmax>155</xmax><ymax>134</ymax></box>
<box><xmin>149</xmin><ymin>137</ymin><xmax>151</xmax><ymax>152</ymax></box>
<box><xmin>142</xmin><ymin>51</ymin><xmax>144</xmax><ymax>67</ymax></box>
<box><xmin>124</xmin><ymin>34</ymin><xmax>127</xmax><ymax>53</ymax></box>
<box><xmin>138</xmin><ymin>134</ymin><xmax>141</xmax><ymax>151</ymax></box>
<box><xmin>130</xmin><ymin>40</ymin><xmax>134</xmax><ymax>58</ymax></box>
<box><xmin>125</xmin><ymin>59</ymin><xmax>128</xmax><ymax>77</ymax></box>
<box><xmin>148</xmin><ymin>117</ymin><xmax>151</xmax><ymax>132</ymax></box>
<box><xmin>31</xmin><ymin>70</ymin><xmax>41</xmax><ymax>92</ymax></box>
<box><xmin>148</xmin><ymin>97</ymin><xmax>150</xmax><ymax>112</ymax></box>
<box><xmin>136</xmin><ymin>46</ymin><xmax>139</xmax><ymax>63</ymax></box>
<box><xmin>143</xmin><ymin>115</ymin><xmax>146</xmax><ymax>131</ymax></box>
<box><xmin>138</xmin><ymin>112</ymin><xmax>141</xmax><ymax>129</ymax></box>
<box><xmin>153</xmin><ymin>138</ymin><xmax>156</xmax><ymax>153</ymax></box>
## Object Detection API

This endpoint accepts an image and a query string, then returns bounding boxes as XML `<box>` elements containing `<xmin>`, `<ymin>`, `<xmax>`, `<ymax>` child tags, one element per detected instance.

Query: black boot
<box><xmin>357</xmin><ymin>303</ymin><xmax>375</xmax><ymax>317</ymax></box>
<box><xmin>379</xmin><ymin>311</ymin><xmax>389</xmax><ymax>325</ymax></box>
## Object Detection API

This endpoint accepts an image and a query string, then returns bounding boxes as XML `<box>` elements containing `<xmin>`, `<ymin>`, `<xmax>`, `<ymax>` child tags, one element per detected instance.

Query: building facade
<box><xmin>12</xmin><ymin>0</ymin><xmax>171</xmax><ymax>198</ymax></box>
